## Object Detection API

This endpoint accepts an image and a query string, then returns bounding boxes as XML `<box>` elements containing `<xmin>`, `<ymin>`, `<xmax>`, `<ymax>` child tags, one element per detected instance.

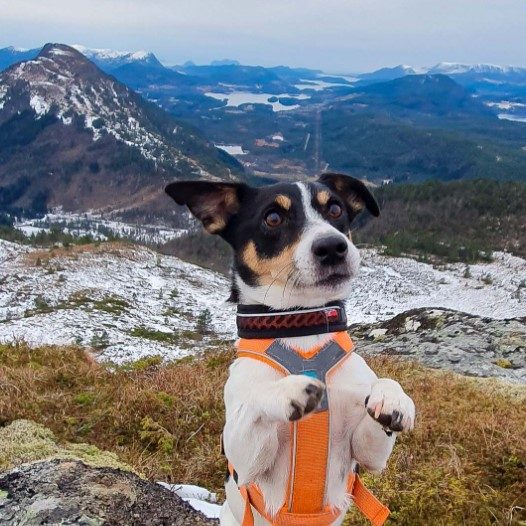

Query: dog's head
<box><xmin>166</xmin><ymin>173</ymin><xmax>379</xmax><ymax>309</ymax></box>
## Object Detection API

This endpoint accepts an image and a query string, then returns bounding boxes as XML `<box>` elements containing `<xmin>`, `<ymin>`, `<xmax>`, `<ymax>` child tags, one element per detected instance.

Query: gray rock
<box><xmin>350</xmin><ymin>308</ymin><xmax>526</xmax><ymax>383</ymax></box>
<box><xmin>0</xmin><ymin>460</ymin><xmax>218</xmax><ymax>526</ymax></box>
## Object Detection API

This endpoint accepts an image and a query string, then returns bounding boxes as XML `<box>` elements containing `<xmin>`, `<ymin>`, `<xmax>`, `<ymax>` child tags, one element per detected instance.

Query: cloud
<box><xmin>0</xmin><ymin>0</ymin><xmax>524</xmax><ymax>70</ymax></box>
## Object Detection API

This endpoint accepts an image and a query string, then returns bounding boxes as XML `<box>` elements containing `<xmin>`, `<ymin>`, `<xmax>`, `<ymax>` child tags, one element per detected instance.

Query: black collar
<box><xmin>236</xmin><ymin>301</ymin><xmax>348</xmax><ymax>339</ymax></box>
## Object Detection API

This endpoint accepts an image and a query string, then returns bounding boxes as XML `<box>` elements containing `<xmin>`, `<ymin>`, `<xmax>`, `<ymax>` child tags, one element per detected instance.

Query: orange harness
<box><xmin>230</xmin><ymin>332</ymin><xmax>390</xmax><ymax>526</ymax></box>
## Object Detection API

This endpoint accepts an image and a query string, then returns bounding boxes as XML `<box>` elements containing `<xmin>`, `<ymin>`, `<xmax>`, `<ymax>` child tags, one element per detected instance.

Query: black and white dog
<box><xmin>166</xmin><ymin>173</ymin><xmax>415</xmax><ymax>526</ymax></box>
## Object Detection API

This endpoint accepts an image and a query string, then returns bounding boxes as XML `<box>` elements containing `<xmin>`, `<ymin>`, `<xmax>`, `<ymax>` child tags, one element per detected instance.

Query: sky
<box><xmin>1</xmin><ymin>0</ymin><xmax>525</xmax><ymax>73</ymax></box>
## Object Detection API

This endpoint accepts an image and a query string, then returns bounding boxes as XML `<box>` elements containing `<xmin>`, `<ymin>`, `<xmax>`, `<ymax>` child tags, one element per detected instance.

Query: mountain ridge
<box><xmin>0</xmin><ymin>43</ymin><xmax>243</xmax><ymax>215</ymax></box>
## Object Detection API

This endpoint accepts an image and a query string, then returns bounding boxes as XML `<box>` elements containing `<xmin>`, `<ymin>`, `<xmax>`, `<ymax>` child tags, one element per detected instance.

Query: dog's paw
<box><xmin>365</xmin><ymin>379</ymin><xmax>415</xmax><ymax>432</ymax></box>
<box><xmin>278</xmin><ymin>375</ymin><xmax>325</xmax><ymax>421</ymax></box>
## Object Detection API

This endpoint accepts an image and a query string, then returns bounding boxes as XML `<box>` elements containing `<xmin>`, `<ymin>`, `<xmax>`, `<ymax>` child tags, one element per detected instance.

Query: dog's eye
<box><xmin>264</xmin><ymin>211</ymin><xmax>283</xmax><ymax>227</ymax></box>
<box><xmin>328</xmin><ymin>203</ymin><xmax>343</xmax><ymax>219</ymax></box>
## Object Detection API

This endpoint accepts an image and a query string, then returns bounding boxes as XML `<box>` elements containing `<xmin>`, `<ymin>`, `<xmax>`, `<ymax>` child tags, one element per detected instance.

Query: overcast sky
<box><xmin>1</xmin><ymin>0</ymin><xmax>524</xmax><ymax>72</ymax></box>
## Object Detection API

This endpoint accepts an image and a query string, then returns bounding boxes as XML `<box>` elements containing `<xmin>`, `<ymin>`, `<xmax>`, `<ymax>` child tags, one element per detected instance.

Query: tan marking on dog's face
<box><xmin>205</xmin><ymin>217</ymin><xmax>227</xmax><ymax>234</ymax></box>
<box><xmin>347</xmin><ymin>196</ymin><xmax>365</xmax><ymax>213</ymax></box>
<box><xmin>316</xmin><ymin>190</ymin><xmax>331</xmax><ymax>206</ymax></box>
<box><xmin>275</xmin><ymin>194</ymin><xmax>292</xmax><ymax>210</ymax></box>
<box><xmin>241</xmin><ymin>240</ymin><xmax>297</xmax><ymax>286</ymax></box>
<box><xmin>327</xmin><ymin>175</ymin><xmax>365</xmax><ymax>213</ymax></box>
<box><xmin>193</xmin><ymin>187</ymin><xmax>240</xmax><ymax>234</ymax></box>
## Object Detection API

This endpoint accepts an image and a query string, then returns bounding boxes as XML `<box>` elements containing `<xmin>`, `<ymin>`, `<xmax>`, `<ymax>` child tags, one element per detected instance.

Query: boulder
<box><xmin>0</xmin><ymin>421</ymin><xmax>218</xmax><ymax>525</ymax></box>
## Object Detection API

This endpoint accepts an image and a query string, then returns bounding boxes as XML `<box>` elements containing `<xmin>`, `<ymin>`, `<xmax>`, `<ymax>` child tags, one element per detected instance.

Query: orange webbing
<box><xmin>241</xmin><ymin>483</ymin><xmax>341</xmax><ymax>526</ymax></box>
<box><xmin>289</xmin><ymin>412</ymin><xmax>330</xmax><ymax>513</ymax></box>
<box><xmin>348</xmin><ymin>474</ymin><xmax>390</xmax><ymax>526</ymax></box>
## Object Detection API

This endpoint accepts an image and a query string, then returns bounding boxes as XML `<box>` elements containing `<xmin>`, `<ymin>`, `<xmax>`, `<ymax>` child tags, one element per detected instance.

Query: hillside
<box><xmin>1</xmin><ymin>238</ymin><xmax>525</xmax><ymax>375</ymax></box>
<box><xmin>0</xmin><ymin>44</ymin><xmax>243</xmax><ymax>215</ymax></box>
<box><xmin>356</xmin><ymin>179</ymin><xmax>526</xmax><ymax>261</ymax></box>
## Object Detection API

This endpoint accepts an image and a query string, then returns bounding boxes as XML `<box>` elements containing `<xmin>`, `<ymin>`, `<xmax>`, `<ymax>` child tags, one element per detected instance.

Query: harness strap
<box><xmin>235</xmin><ymin>465</ymin><xmax>390</xmax><ymax>526</ymax></box>
<box><xmin>348</xmin><ymin>475</ymin><xmax>390</xmax><ymax>526</ymax></box>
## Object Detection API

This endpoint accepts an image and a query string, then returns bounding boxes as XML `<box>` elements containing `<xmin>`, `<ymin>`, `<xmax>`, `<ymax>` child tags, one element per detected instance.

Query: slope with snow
<box><xmin>1</xmin><ymin>240</ymin><xmax>524</xmax><ymax>364</ymax></box>
<box><xmin>0</xmin><ymin>43</ymin><xmax>227</xmax><ymax>172</ymax></box>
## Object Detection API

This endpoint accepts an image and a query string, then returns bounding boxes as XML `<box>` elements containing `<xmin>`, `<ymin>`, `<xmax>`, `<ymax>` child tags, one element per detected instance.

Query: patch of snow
<box><xmin>29</xmin><ymin>94</ymin><xmax>50</xmax><ymax>116</ymax></box>
<box><xmin>497</xmin><ymin>113</ymin><xmax>526</xmax><ymax>123</ymax></box>
<box><xmin>15</xmin><ymin>211</ymin><xmax>186</xmax><ymax>245</ymax></box>
<box><xmin>157</xmin><ymin>483</ymin><xmax>221</xmax><ymax>518</ymax></box>
<box><xmin>215</xmin><ymin>144</ymin><xmax>246</xmax><ymax>155</ymax></box>
<box><xmin>485</xmin><ymin>100</ymin><xmax>526</xmax><ymax>111</ymax></box>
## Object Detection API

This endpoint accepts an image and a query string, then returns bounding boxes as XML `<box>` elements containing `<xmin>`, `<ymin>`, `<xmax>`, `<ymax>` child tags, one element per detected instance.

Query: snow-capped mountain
<box><xmin>0</xmin><ymin>44</ymin><xmax>165</xmax><ymax>74</ymax></box>
<box><xmin>428</xmin><ymin>62</ymin><xmax>526</xmax><ymax>77</ymax></box>
<box><xmin>0</xmin><ymin>43</ymin><xmax>242</xmax><ymax>214</ymax></box>
<box><xmin>358</xmin><ymin>62</ymin><xmax>526</xmax><ymax>85</ymax></box>
<box><xmin>71</xmin><ymin>44</ymin><xmax>164</xmax><ymax>70</ymax></box>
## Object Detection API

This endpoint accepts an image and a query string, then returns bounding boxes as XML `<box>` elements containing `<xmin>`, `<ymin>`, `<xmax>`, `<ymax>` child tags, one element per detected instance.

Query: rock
<box><xmin>350</xmin><ymin>308</ymin><xmax>526</xmax><ymax>383</ymax></box>
<box><xmin>0</xmin><ymin>420</ymin><xmax>133</xmax><ymax>473</ymax></box>
<box><xmin>368</xmin><ymin>328</ymin><xmax>388</xmax><ymax>340</ymax></box>
<box><xmin>0</xmin><ymin>460</ymin><xmax>218</xmax><ymax>525</ymax></box>
<box><xmin>0</xmin><ymin>421</ymin><xmax>218</xmax><ymax>525</ymax></box>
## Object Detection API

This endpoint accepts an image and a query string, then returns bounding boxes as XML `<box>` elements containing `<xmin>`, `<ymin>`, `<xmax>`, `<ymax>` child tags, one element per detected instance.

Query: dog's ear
<box><xmin>165</xmin><ymin>181</ymin><xmax>246</xmax><ymax>234</ymax></box>
<box><xmin>318</xmin><ymin>172</ymin><xmax>380</xmax><ymax>217</ymax></box>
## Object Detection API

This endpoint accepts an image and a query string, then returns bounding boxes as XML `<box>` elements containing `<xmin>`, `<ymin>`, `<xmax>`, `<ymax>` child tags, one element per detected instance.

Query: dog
<box><xmin>166</xmin><ymin>173</ymin><xmax>415</xmax><ymax>526</ymax></box>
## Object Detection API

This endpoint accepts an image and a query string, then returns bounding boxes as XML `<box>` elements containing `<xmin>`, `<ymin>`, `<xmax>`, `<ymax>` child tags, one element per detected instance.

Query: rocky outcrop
<box><xmin>0</xmin><ymin>421</ymin><xmax>217</xmax><ymax>525</ymax></box>
<box><xmin>0</xmin><ymin>460</ymin><xmax>217</xmax><ymax>526</ymax></box>
<box><xmin>351</xmin><ymin>308</ymin><xmax>525</xmax><ymax>383</ymax></box>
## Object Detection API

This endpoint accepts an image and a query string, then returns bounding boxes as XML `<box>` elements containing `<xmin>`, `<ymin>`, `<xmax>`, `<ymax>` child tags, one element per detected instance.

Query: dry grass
<box><xmin>0</xmin><ymin>342</ymin><xmax>525</xmax><ymax>525</ymax></box>
<box><xmin>23</xmin><ymin>241</ymin><xmax>140</xmax><ymax>266</ymax></box>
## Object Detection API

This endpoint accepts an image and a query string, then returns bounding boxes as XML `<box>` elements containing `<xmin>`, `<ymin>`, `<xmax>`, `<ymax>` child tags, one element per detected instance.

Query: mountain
<box><xmin>175</xmin><ymin>63</ymin><xmax>300</xmax><ymax>94</ymax></box>
<box><xmin>0</xmin><ymin>43</ymin><xmax>243</xmax><ymax>215</ymax></box>
<box><xmin>71</xmin><ymin>44</ymin><xmax>164</xmax><ymax>70</ymax></box>
<box><xmin>0</xmin><ymin>46</ymin><xmax>40</xmax><ymax>71</ymax></box>
<box><xmin>210</xmin><ymin>59</ymin><xmax>240</xmax><ymax>66</ymax></box>
<box><xmin>351</xmin><ymin>74</ymin><xmax>489</xmax><ymax>116</ymax></box>
<box><xmin>109</xmin><ymin>61</ymin><xmax>197</xmax><ymax>91</ymax></box>
<box><xmin>0</xmin><ymin>44</ymin><xmax>167</xmax><ymax>75</ymax></box>
<box><xmin>357</xmin><ymin>65</ymin><xmax>421</xmax><ymax>83</ymax></box>
<box><xmin>428</xmin><ymin>62</ymin><xmax>526</xmax><ymax>82</ymax></box>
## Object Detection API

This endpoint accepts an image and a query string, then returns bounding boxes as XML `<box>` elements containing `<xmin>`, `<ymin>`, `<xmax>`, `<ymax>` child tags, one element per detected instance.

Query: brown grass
<box><xmin>23</xmin><ymin>241</ymin><xmax>140</xmax><ymax>266</ymax></box>
<box><xmin>0</xmin><ymin>342</ymin><xmax>525</xmax><ymax>525</ymax></box>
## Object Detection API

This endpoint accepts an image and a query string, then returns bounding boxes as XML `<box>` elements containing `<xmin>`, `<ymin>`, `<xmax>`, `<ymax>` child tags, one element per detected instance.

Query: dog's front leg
<box><xmin>351</xmin><ymin>376</ymin><xmax>415</xmax><ymax>473</ymax></box>
<box><xmin>222</xmin><ymin>358</ymin><xmax>324</xmax><ymax>484</ymax></box>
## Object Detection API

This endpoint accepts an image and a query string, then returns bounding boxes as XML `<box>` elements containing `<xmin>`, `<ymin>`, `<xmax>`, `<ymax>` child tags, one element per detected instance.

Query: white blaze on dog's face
<box><xmin>165</xmin><ymin>173</ymin><xmax>380</xmax><ymax>309</ymax></box>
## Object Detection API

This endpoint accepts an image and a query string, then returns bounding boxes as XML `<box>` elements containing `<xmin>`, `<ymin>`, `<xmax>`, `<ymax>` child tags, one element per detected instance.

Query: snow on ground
<box><xmin>1</xmin><ymin>240</ymin><xmax>524</xmax><ymax>363</ymax></box>
<box><xmin>15</xmin><ymin>211</ymin><xmax>186</xmax><ymax>245</ymax></box>
<box><xmin>214</xmin><ymin>144</ymin><xmax>246</xmax><ymax>155</ymax></box>
<box><xmin>158</xmin><ymin>483</ymin><xmax>221</xmax><ymax>519</ymax></box>
<box><xmin>0</xmin><ymin>240</ymin><xmax>234</xmax><ymax>363</ymax></box>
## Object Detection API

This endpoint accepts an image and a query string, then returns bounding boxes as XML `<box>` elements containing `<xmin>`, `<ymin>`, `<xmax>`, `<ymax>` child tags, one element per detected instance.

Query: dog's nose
<box><xmin>312</xmin><ymin>236</ymin><xmax>348</xmax><ymax>266</ymax></box>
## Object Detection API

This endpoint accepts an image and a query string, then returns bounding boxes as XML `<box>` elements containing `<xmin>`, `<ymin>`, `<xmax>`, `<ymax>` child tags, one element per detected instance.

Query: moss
<box><xmin>493</xmin><ymin>358</ymin><xmax>513</xmax><ymax>369</ymax></box>
<box><xmin>117</xmin><ymin>355</ymin><xmax>164</xmax><ymax>372</ymax></box>
<box><xmin>73</xmin><ymin>392</ymin><xmax>95</xmax><ymax>406</ymax></box>
<box><xmin>129</xmin><ymin>327</ymin><xmax>179</xmax><ymax>344</ymax></box>
<box><xmin>0</xmin><ymin>420</ymin><xmax>134</xmax><ymax>473</ymax></box>
<box><xmin>92</xmin><ymin>296</ymin><xmax>130</xmax><ymax>315</ymax></box>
